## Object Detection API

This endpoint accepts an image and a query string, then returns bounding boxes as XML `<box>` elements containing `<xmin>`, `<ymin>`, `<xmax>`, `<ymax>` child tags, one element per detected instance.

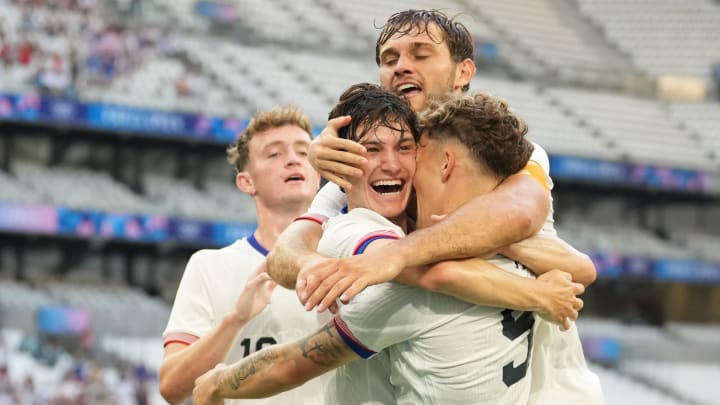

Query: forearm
<box><xmin>397</xmin><ymin>175</ymin><xmax>549</xmax><ymax>268</ymax></box>
<box><xmin>210</xmin><ymin>322</ymin><xmax>357</xmax><ymax>399</ymax></box>
<box><xmin>411</xmin><ymin>259</ymin><xmax>544</xmax><ymax>311</ymax></box>
<box><xmin>267</xmin><ymin>220</ymin><xmax>323</xmax><ymax>289</ymax></box>
<box><xmin>503</xmin><ymin>234</ymin><xmax>597</xmax><ymax>286</ymax></box>
<box><xmin>160</xmin><ymin>314</ymin><xmax>245</xmax><ymax>404</ymax></box>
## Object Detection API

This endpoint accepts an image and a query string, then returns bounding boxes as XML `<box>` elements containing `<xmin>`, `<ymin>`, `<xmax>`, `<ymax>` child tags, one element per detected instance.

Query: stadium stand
<box><xmin>576</xmin><ymin>0</ymin><xmax>720</xmax><ymax>85</ymax></box>
<box><xmin>1</xmin><ymin>0</ymin><xmax>719</xmax><ymax>404</ymax></box>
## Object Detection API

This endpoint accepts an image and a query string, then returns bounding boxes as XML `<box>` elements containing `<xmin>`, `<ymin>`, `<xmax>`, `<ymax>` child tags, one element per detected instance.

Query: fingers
<box><xmin>304</xmin><ymin>271</ymin><xmax>346</xmax><ymax>311</ymax></box>
<box><xmin>429</xmin><ymin>214</ymin><xmax>446</xmax><ymax>225</ymax></box>
<box><xmin>315</xmin><ymin>158</ymin><xmax>363</xmax><ymax>178</ymax></box>
<box><xmin>561</xmin><ymin>317</ymin><xmax>571</xmax><ymax>331</ymax></box>
<box><xmin>317</xmin><ymin>136</ymin><xmax>367</xmax><ymax>162</ymax></box>
<box><xmin>298</xmin><ymin>264</ymin><xmax>338</xmax><ymax>303</ymax></box>
<box><xmin>317</xmin><ymin>276</ymin><xmax>355</xmax><ymax>312</ymax></box>
<box><xmin>339</xmin><ymin>279</ymin><xmax>368</xmax><ymax>304</ymax></box>
<box><xmin>572</xmin><ymin>281</ymin><xmax>585</xmax><ymax>295</ymax></box>
<box><xmin>326</xmin><ymin>115</ymin><xmax>352</xmax><ymax>132</ymax></box>
<box><xmin>321</xmin><ymin>172</ymin><xmax>352</xmax><ymax>191</ymax></box>
<box><xmin>245</xmin><ymin>271</ymin><xmax>272</xmax><ymax>288</ymax></box>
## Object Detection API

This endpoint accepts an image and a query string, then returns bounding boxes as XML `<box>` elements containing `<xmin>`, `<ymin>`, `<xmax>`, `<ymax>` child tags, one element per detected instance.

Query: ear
<box><xmin>454</xmin><ymin>58</ymin><xmax>477</xmax><ymax>92</ymax></box>
<box><xmin>441</xmin><ymin>148</ymin><xmax>455</xmax><ymax>183</ymax></box>
<box><xmin>236</xmin><ymin>172</ymin><xmax>256</xmax><ymax>195</ymax></box>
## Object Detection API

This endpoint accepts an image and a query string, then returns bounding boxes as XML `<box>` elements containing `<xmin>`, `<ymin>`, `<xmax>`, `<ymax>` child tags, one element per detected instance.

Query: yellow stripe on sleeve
<box><xmin>517</xmin><ymin>161</ymin><xmax>550</xmax><ymax>192</ymax></box>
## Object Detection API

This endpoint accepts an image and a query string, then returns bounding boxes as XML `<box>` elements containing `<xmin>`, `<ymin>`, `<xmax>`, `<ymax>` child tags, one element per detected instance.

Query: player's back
<box><xmin>379</xmin><ymin>279</ymin><xmax>534</xmax><ymax>404</ymax></box>
<box><xmin>528</xmin><ymin>319</ymin><xmax>604</xmax><ymax>405</ymax></box>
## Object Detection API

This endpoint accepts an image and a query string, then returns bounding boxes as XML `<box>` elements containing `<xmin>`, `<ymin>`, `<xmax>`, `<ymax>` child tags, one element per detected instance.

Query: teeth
<box><xmin>372</xmin><ymin>180</ymin><xmax>402</xmax><ymax>187</ymax></box>
<box><xmin>397</xmin><ymin>84</ymin><xmax>418</xmax><ymax>92</ymax></box>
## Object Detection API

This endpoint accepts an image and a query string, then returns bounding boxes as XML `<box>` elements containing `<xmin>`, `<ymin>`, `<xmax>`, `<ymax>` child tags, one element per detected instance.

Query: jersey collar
<box><xmin>247</xmin><ymin>233</ymin><xmax>269</xmax><ymax>256</ymax></box>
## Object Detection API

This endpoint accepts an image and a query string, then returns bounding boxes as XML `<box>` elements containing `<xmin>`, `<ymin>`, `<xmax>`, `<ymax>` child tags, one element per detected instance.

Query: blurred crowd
<box><xmin>0</xmin><ymin>334</ymin><xmax>158</xmax><ymax>405</ymax></box>
<box><xmin>0</xmin><ymin>0</ymin><xmax>180</xmax><ymax>99</ymax></box>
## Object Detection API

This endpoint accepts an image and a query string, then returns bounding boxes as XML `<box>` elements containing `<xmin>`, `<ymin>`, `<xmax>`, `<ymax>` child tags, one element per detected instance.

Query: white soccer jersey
<box><xmin>163</xmin><ymin>236</ymin><xmax>329</xmax><ymax>405</ymax></box>
<box><xmin>318</xmin><ymin>208</ymin><xmax>535</xmax><ymax>404</ymax></box>
<box><xmin>528</xmin><ymin>320</ymin><xmax>604</xmax><ymax>405</ymax></box>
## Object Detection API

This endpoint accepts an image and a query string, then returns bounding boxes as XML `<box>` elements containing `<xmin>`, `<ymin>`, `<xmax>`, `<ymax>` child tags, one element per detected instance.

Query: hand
<box><xmin>535</xmin><ymin>270</ymin><xmax>585</xmax><ymax>331</ymax></box>
<box><xmin>298</xmin><ymin>245</ymin><xmax>407</xmax><ymax>312</ymax></box>
<box><xmin>229</xmin><ymin>262</ymin><xmax>277</xmax><ymax>324</ymax></box>
<box><xmin>309</xmin><ymin>115</ymin><xmax>367</xmax><ymax>190</ymax></box>
<box><xmin>193</xmin><ymin>364</ymin><xmax>226</xmax><ymax>405</ymax></box>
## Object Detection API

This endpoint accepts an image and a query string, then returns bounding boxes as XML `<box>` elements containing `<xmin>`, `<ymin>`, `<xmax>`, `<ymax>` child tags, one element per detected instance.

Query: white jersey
<box><xmin>163</xmin><ymin>236</ymin><xmax>329</xmax><ymax>405</ymax></box>
<box><xmin>310</xmin><ymin>144</ymin><xmax>603</xmax><ymax>403</ymax></box>
<box><xmin>318</xmin><ymin>208</ymin><xmax>535</xmax><ymax>404</ymax></box>
<box><xmin>528</xmin><ymin>320</ymin><xmax>604</xmax><ymax>405</ymax></box>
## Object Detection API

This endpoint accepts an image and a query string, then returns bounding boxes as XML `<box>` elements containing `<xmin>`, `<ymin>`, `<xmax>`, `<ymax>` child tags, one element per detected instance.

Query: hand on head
<box><xmin>309</xmin><ymin>115</ymin><xmax>367</xmax><ymax>190</ymax></box>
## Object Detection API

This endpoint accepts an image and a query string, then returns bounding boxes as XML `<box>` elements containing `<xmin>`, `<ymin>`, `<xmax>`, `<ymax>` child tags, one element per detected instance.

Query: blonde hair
<box><xmin>227</xmin><ymin>105</ymin><xmax>313</xmax><ymax>172</ymax></box>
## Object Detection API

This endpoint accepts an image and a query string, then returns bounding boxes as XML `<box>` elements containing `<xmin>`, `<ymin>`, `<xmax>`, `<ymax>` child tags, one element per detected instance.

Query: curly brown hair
<box><xmin>375</xmin><ymin>9</ymin><xmax>475</xmax><ymax>92</ymax></box>
<box><xmin>227</xmin><ymin>105</ymin><xmax>312</xmax><ymax>172</ymax></box>
<box><xmin>417</xmin><ymin>92</ymin><xmax>533</xmax><ymax>180</ymax></box>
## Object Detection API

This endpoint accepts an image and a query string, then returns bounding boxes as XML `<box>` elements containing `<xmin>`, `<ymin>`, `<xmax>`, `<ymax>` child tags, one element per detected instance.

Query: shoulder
<box><xmin>529</xmin><ymin>141</ymin><xmax>550</xmax><ymax>174</ymax></box>
<box><xmin>326</xmin><ymin>208</ymin><xmax>404</xmax><ymax>236</ymax></box>
<box><xmin>185</xmin><ymin>239</ymin><xmax>260</xmax><ymax>273</ymax></box>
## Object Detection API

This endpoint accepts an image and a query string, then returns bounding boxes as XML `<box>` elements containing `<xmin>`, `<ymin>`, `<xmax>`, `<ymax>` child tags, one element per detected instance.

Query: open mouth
<box><xmin>371</xmin><ymin>179</ymin><xmax>404</xmax><ymax>195</ymax></box>
<box><xmin>285</xmin><ymin>174</ymin><xmax>305</xmax><ymax>183</ymax></box>
<box><xmin>396</xmin><ymin>83</ymin><xmax>422</xmax><ymax>96</ymax></box>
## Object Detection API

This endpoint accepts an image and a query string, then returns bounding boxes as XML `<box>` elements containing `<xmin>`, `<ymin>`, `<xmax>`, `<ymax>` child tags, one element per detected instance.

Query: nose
<box><xmin>393</xmin><ymin>54</ymin><xmax>413</xmax><ymax>77</ymax></box>
<box><xmin>380</xmin><ymin>149</ymin><xmax>401</xmax><ymax>173</ymax></box>
<box><xmin>286</xmin><ymin>149</ymin><xmax>303</xmax><ymax>167</ymax></box>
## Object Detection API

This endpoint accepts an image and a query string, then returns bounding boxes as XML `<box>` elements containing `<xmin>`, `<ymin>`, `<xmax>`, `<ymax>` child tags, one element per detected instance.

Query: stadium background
<box><xmin>0</xmin><ymin>0</ymin><xmax>719</xmax><ymax>403</ymax></box>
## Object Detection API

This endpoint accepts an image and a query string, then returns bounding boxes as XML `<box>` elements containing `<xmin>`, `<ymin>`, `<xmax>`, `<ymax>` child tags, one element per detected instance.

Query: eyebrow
<box><xmin>379</xmin><ymin>41</ymin><xmax>436</xmax><ymax>61</ymax></box>
<box><xmin>261</xmin><ymin>139</ymin><xmax>310</xmax><ymax>152</ymax></box>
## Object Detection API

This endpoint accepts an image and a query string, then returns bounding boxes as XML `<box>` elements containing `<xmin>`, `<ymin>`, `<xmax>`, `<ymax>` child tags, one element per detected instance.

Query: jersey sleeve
<box><xmin>334</xmin><ymin>283</ymin><xmax>429</xmax><ymax>358</ymax></box>
<box><xmin>317</xmin><ymin>208</ymin><xmax>403</xmax><ymax>259</ymax></box>
<box><xmin>522</xmin><ymin>142</ymin><xmax>553</xmax><ymax>192</ymax></box>
<box><xmin>307</xmin><ymin>182</ymin><xmax>348</xmax><ymax>219</ymax></box>
<box><xmin>162</xmin><ymin>251</ymin><xmax>215</xmax><ymax>346</ymax></box>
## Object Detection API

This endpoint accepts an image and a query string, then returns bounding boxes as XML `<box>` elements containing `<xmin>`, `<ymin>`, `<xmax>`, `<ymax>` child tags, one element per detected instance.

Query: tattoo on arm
<box><xmin>296</xmin><ymin>322</ymin><xmax>348</xmax><ymax>367</ymax></box>
<box><xmin>222</xmin><ymin>349</ymin><xmax>280</xmax><ymax>391</ymax></box>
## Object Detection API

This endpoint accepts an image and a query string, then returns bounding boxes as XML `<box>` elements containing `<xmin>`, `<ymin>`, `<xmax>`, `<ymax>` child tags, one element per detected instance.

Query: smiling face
<box><xmin>347</xmin><ymin>124</ymin><xmax>417</xmax><ymax>227</ymax></box>
<box><xmin>242</xmin><ymin>124</ymin><xmax>320</xmax><ymax>209</ymax></box>
<box><xmin>378</xmin><ymin>22</ymin><xmax>474</xmax><ymax>112</ymax></box>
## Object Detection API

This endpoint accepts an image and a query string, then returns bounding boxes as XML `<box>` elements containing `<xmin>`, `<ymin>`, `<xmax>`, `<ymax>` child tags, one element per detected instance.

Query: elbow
<box><xmin>266</xmin><ymin>250</ymin><xmax>294</xmax><ymax>290</ymax></box>
<box><xmin>506</xmin><ymin>206</ymin><xmax>537</xmax><ymax>240</ymax></box>
<box><xmin>417</xmin><ymin>263</ymin><xmax>455</xmax><ymax>293</ymax></box>
<box><xmin>576</xmin><ymin>254</ymin><xmax>597</xmax><ymax>287</ymax></box>
<box><xmin>159</xmin><ymin>378</ymin><xmax>185</xmax><ymax>405</ymax></box>
<box><xmin>159</xmin><ymin>367</ymin><xmax>189</xmax><ymax>405</ymax></box>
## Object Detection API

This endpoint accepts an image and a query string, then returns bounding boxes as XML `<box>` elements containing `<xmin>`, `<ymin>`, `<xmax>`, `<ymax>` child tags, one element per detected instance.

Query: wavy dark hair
<box><xmin>328</xmin><ymin>83</ymin><xmax>420</xmax><ymax>144</ymax></box>
<box><xmin>375</xmin><ymin>9</ymin><xmax>475</xmax><ymax>92</ymax></box>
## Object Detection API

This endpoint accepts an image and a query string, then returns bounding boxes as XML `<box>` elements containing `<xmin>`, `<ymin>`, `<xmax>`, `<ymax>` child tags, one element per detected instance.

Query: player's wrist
<box><xmin>224</xmin><ymin>311</ymin><xmax>249</xmax><ymax>329</ymax></box>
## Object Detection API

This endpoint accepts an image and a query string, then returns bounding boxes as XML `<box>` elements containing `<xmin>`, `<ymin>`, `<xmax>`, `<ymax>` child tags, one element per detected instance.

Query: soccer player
<box><xmin>192</xmin><ymin>84</ymin><xmax>585</xmax><ymax>405</ymax></box>
<box><xmin>158</xmin><ymin>106</ymin><xmax>326</xmax><ymax>405</ymax></box>
<box><xmin>268</xmin><ymin>9</ymin><xmax>595</xmax><ymax>321</ymax></box>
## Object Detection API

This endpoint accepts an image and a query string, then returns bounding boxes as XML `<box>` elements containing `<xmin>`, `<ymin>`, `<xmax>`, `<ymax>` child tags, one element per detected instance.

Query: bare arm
<box><xmin>266</xmin><ymin>219</ymin><xmax>325</xmax><ymax>290</ymax></box>
<box><xmin>397</xmin><ymin>259</ymin><xmax>584</xmax><ymax>330</ymax></box>
<box><xmin>159</xmin><ymin>266</ymin><xmax>275</xmax><ymax>404</ymax></box>
<box><xmin>500</xmin><ymin>232</ymin><xmax>597</xmax><ymax>287</ymax></box>
<box><xmin>192</xmin><ymin>321</ymin><xmax>359</xmax><ymax>404</ymax></box>
<box><xmin>301</xmin><ymin>173</ymin><xmax>550</xmax><ymax>310</ymax></box>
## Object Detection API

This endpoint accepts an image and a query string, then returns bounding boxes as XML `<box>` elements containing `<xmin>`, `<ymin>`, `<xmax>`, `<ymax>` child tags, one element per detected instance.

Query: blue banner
<box><xmin>0</xmin><ymin>202</ymin><xmax>254</xmax><ymax>246</ymax></box>
<box><xmin>1</xmin><ymin>92</ymin><xmax>247</xmax><ymax>144</ymax></box>
<box><xmin>590</xmin><ymin>253</ymin><xmax>720</xmax><ymax>284</ymax></box>
<box><xmin>549</xmin><ymin>155</ymin><xmax>712</xmax><ymax>193</ymax></box>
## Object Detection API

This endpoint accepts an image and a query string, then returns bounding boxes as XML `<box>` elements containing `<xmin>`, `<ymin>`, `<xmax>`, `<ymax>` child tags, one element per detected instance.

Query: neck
<box><xmin>439</xmin><ymin>168</ymin><xmax>500</xmax><ymax>215</ymax></box>
<box><xmin>252</xmin><ymin>199</ymin><xmax>311</xmax><ymax>250</ymax></box>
